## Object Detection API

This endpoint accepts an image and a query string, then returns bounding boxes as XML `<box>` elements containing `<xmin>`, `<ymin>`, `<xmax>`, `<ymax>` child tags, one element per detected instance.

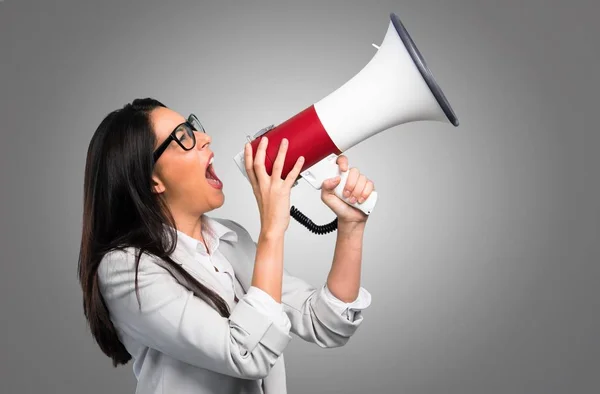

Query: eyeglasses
<box><xmin>153</xmin><ymin>114</ymin><xmax>206</xmax><ymax>164</ymax></box>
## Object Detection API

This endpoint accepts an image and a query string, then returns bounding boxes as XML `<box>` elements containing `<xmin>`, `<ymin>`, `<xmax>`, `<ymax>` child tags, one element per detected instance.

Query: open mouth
<box><xmin>205</xmin><ymin>157</ymin><xmax>222</xmax><ymax>188</ymax></box>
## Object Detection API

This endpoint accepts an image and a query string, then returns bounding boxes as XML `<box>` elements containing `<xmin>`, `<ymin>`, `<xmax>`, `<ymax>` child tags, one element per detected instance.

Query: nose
<box><xmin>196</xmin><ymin>131</ymin><xmax>211</xmax><ymax>149</ymax></box>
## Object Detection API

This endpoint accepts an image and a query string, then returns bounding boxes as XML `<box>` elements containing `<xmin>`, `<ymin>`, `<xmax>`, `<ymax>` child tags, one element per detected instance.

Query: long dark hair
<box><xmin>78</xmin><ymin>98</ymin><xmax>231</xmax><ymax>367</ymax></box>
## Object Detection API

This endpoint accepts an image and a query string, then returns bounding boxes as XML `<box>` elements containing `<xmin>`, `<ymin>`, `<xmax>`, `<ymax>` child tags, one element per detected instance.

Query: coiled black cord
<box><xmin>290</xmin><ymin>205</ymin><xmax>338</xmax><ymax>234</ymax></box>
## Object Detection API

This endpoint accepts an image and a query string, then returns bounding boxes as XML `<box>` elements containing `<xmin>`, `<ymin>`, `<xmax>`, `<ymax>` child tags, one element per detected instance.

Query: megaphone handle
<box><xmin>300</xmin><ymin>154</ymin><xmax>378</xmax><ymax>216</ymax></box>
<box><xmin>334</xmin><ymin>167</ymin><xmax>378</xmax><ymax>216</ymax></box>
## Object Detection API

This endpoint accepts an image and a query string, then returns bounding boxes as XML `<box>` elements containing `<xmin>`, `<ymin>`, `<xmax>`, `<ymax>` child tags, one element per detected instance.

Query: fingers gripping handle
<box><xmin>300</xmin><ymin>154</ymin><xmax>378</xmax><ymax>215</ymax></box>
<box><xmin>335</xmin><ymin>168</ymin><xmax>378</xmax><ymax>215</ymax></box>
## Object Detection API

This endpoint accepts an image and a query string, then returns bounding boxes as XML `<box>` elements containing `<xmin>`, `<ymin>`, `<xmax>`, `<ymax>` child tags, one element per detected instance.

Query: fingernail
<box><xmin>349</xmin><ymin>196</ymin><xmax>357</xmax><ymax>204</ymax></box>
<box><xmin>357</xmin><ymin>197</ymin><xmax>364</xmax><ymax>203</ymax></box>
<box><xmin>343</xmin><ymin>190</ymin><xmax>350</xmax><ymax>197</ymax></box>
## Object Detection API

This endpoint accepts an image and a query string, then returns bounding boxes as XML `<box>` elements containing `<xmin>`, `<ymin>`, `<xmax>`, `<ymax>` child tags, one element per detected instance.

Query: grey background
<box><xmin>1</xmin><ymin>0</ymin><xmax>598</xmax><ymax>393</ymax></box>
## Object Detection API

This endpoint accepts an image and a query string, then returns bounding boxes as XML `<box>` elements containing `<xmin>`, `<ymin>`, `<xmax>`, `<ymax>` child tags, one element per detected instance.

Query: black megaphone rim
<box><xmin>390</xmin><ymin>12</ymin><xmax>459</xmax><ymax>127</ymax></box>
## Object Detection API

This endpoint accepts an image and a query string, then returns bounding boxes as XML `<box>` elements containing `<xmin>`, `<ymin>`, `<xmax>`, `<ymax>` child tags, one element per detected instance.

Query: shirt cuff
<box><xmin>322</xmin><ymin>284</ymin><xmax>372</xmax><ymax>321</ymax></box>
<box><xmin>245</xmin><ymin>286</ymin><xmax>292</xmax><ymax>331</ymax></box>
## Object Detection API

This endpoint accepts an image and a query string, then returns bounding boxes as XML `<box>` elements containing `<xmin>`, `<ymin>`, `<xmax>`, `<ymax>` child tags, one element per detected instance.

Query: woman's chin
<box><xmin>202</xmin><ymin>193</ymin><xmax>224</xmax><ymax>214</ymax></box>
<box><xmin>209</xmin><ymin>188</ymin><xmax>225</xmax><ymax>206</ymax></box>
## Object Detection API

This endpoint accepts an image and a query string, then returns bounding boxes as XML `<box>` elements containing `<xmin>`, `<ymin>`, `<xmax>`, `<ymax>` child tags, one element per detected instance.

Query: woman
<box><xmin>78</xmin><ymin>98</ymin><xmax>374</xmax><ymax>394</ymax></box>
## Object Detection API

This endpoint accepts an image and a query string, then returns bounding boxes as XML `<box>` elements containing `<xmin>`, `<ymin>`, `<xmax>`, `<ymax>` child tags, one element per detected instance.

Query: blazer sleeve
<box><xmin>97</xmin><ymin>248</ymin><xmax>292</xmax><ymax>380</ymax></box>
<box><xmin>322</xmin><ymin>283</ymin><xmax>372</xmax><ymax>322</ymax></box>
<box><xmin>281</xmin><ymin>266</ymin><xmax>369</xmax><ymax>348</ymax></box>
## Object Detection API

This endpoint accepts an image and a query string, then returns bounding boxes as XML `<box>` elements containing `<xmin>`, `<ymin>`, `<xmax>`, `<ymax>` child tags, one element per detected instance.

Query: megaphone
<box><xmin>233</xmin><ymin>12</ymin><xmax>459</xmax><ymax>233</ymax></box>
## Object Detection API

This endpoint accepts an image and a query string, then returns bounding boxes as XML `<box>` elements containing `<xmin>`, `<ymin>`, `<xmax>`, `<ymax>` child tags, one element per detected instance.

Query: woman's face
<box><xmin>150</xmin><ymin>106</ymin><xmax>224</xmax><ymax>216</ymax></box>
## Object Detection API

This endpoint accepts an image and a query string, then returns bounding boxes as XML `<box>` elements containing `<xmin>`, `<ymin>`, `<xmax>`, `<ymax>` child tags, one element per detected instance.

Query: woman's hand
<box><xmin>321</xmin><ymin>155</ymin><xmax>375</xmax><ymax>224</ymax></box>
<box><xmin>244</xmin><ymin>137</ymin><xmax>305</xmax><ymax>235</ymax></box>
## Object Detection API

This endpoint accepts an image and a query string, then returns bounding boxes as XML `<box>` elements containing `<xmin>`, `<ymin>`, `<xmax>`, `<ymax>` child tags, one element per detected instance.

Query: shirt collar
<box><xmin>168</xmin><ymin>214</ymin><xmax>238</xmax><ymax>258</ymax></box>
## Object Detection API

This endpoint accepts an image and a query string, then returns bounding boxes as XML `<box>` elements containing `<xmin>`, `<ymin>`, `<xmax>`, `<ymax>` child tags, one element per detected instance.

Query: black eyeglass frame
<box><xmin>153</xmin><ymin>114</ymin><xmax>205</xmax><ymax>163</ymax></box>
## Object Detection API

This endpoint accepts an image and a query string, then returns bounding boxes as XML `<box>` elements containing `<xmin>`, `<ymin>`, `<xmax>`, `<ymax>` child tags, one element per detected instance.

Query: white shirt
<box><xmin>173</xmin><ymin>215</ymin><xmax>372</xmax><ymax>327</ymax></box>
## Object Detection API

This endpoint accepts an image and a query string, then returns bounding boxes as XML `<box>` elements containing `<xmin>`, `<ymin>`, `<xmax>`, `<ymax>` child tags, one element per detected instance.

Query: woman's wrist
<box><xmin>259</xmin><ymin>228</ymin><xmax>285</xmax><ymax>242</ymax></box>
<box><xmin>337</xmin><ymin>220</ymin><xmax>366</xmax><ymax>235</ymax></box>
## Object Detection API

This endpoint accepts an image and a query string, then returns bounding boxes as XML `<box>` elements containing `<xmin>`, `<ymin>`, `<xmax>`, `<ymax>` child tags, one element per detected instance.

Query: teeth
<box><xmin>208</xmin><ymin>156</ymin><xmax>214</xmax><ymax>166</ymax></box>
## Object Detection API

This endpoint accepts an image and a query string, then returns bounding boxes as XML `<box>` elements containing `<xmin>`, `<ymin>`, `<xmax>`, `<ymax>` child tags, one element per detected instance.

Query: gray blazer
<box><xmin>97</xmin><ymin>217</ymin><xmax>366</xmax><ymax>394</ymax></box>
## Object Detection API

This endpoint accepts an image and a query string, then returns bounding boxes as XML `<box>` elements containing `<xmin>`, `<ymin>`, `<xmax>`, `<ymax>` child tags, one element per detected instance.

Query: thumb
<box><xmin>322</xmin><ymin>176</ymin><xmax>341</xmax><ymax>192</ymax></box>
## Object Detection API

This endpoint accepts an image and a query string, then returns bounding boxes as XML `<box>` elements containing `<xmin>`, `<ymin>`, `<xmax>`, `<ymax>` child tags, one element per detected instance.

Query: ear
<box><xmin>152</xmin><ymin>173</ymin><xmax>166</xmax><ymax>194</ymax></box>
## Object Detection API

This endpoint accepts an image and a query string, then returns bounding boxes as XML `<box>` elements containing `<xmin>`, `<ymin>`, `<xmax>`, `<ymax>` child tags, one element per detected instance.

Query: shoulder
<box><xmin>98</xmin><ymin>246</ymin><xmax>145</xmax><ymax>272</ymax></box>
<box><xmin>97</xmin><ymin>247</ymin><xmax>165</xmax><ymax>291</ymax></box>
<box><xmin>97</xmin><ymin>247</ymin><xmax>192</xmax><ymax>318</ymax></box>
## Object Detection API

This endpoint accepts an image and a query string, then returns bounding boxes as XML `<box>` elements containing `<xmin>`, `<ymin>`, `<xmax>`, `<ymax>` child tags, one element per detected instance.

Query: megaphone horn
<box><xmin>234</xmin><ymin>12</ymin><xmax>459</xmax><ymax>231</ymax></box>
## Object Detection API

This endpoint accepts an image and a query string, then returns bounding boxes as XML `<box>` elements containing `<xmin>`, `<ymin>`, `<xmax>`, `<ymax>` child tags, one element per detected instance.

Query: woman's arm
<box><xmin>326</xmin><ymin>221</ymin><xmax>366</xmax><ymax>302</ymax></box>
<box><xmin>243</xmin><ymin>135</ymin><xmax>305</xmax><ymax>306</ymax></box>
<box><xmin>318</xmin><ymin>154</ymin><xmax>373</xmax><ymax>304</ymax></box>
<box><xmin>251</xmin><ymin>230</ymin><xmax>285</xmax><ymax>303</ymax></box>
